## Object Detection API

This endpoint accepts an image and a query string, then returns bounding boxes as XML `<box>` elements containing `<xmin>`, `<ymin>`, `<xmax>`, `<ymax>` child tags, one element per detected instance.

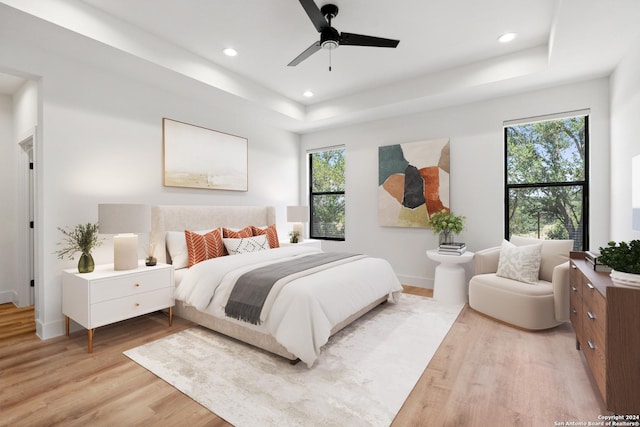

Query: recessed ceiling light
<box><xmin>303</xmin><ymin>90</ymin><xmax>314</xmax><ymax>98</ymax></box>
<box><xmin>223</xmin><ymin>48</ymin><xmax>238</xmax><ymax>57</ymax></box>
<box><xmin>498</xmin><ymin>32</ymin><xmax>517</xmax><ymax>43</ymax></box>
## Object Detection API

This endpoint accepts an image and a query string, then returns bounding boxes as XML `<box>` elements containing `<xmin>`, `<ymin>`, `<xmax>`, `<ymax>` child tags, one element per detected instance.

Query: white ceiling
<box><xmin>3</xmin><ymin>0</ymin><xmax>640</xmax><ymax>132</ymax></box>
<box><xmin>80</xmin><ymin>0</ymin><xmax>555</xmax><ymax>104</ymax></box>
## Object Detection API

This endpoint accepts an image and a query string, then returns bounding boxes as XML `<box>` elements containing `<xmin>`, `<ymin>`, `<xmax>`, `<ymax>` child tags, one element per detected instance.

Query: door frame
<box><xmin>18</xmin><ymin>128</ymin><xmax>36</xmax><ymax>307</ymax></box>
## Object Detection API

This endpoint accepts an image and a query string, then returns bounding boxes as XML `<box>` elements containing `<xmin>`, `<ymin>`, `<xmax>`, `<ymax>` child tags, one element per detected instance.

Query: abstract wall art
<box><xmin>378</xmin><ymin>138</ymin><xmax>450</xmax><ymax>227</ymax></box>
<box><xmin>163</xmin><ymin>118</ymin><xmax>248</xmax><ymax>191</ymax></box>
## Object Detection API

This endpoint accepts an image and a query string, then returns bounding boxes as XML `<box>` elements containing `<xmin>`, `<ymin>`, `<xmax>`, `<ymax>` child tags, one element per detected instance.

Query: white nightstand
<box><xmin>426</xmin><ymin>250</ymin><xmax>475</xmax><ymax>304</ymax></box>
<box><xmin>62</xmin><ymin>262</ymin><xmax>174</xmax><ymax>353</ymax></box>
<box><xmin>280</xmin><ymin>239</ymin><xmax>323</xmax><ymax>249</ymax></box>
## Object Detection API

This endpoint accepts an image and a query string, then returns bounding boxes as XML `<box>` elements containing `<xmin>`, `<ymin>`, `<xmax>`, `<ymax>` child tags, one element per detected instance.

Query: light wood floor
<box><xmin>0</xmin><ymin>303</ymin><xmax>36</xmax><ymax>340</ymax></box>
<box><xmin>0</xmin><ymin>288</ymin><xmax>607</xmax><ymax>426</ymax></box>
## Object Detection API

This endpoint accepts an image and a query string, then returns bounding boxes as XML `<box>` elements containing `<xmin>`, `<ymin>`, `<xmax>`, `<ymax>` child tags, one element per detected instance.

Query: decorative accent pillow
<box><xmin>185</xmin><ymin>228</ymin><xmax>225</xmax><ymax>268</ymax></box>
<box><xmin>166</xmin><ymin>229</ymin><xmax>214</xmax><ymax>269</ymax></box>
<box><xmin>222</xmin><ymin>226</ymin><xmax>253</xmax><ymax>238</ymax></box>
<box><xmin>251</xmin><ymin>224</ymin><xmax>279</xmax><ymax>248</ymax></box>
<box><xmin>223</xmin><ymin>235</ymin><xmax>269</xmax><ymax>255</ymax></box>
<box><xmin>496</xmin><ymin>239</ymin><xmax>542</xmax><ymax>284</ymax></box>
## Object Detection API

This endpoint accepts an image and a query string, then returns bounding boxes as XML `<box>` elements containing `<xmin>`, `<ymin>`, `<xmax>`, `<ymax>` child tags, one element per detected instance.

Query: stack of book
<box><xmin>438</xmin><ymin>242</ymin><xmax>466</xmax><ymax>255</ymax></box>
<box><xmin>585</xmin><ymin>250</ymin><xmax>612</xmax><ymax>272</ymax></box>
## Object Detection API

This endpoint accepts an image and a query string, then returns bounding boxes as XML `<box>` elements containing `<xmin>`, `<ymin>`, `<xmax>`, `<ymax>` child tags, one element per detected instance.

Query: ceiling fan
<box><xmin>288</xmin><ymin>0</ymin><xmax>400</xmax><ymax>69</ymax></box>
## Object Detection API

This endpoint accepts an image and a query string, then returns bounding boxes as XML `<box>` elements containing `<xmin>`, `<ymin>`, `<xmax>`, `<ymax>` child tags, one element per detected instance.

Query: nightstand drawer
<box><xmin>91</xmin><ymin>268</ymin><xmax>172</xmax><ymax>303</ymax></box>
<box><xmin>91</xmin><ymin>288</ymin><xmax>173</xmax><ymax>328</ymax></box>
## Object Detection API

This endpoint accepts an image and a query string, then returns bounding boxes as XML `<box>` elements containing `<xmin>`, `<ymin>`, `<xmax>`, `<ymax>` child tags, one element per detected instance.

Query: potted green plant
<box><xmin>55</xmin><ymin>223</ymin><xmax>103</xmax><ymax>273</ymax></box>
<box><xmin>427</xmin><ymin>209</ymin><xmax>465</xmax><ymax>244</ymax></box>
<box><xmin>289</xmin><ymin>230</ymin><xmax>300</xmax><ymax>244</ymax></box>
<box><xmin>598</xmin><ymin>240</ymin><xmax>640</xmax><ymax>287</ymax></box>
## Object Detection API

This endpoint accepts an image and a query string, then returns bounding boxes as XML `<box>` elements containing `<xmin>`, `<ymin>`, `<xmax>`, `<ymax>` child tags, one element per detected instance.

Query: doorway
<box><xmin>19</xmin><ymin>132</ymin><xmax>35</xmax><ymax>308</ymax></box>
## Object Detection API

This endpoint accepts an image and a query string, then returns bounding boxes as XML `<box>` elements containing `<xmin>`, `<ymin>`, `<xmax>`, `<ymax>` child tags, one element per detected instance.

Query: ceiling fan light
<box><xmin>321</xmin><ymin>40</ymin><xmax>339</xmax><ymax>50</ymax></box>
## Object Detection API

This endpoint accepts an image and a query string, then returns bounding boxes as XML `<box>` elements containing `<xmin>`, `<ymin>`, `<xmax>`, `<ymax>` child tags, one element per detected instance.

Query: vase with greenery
<box><xmin>427</xmin><ymin>209</ymin><xmax>465</xmax><ymax>244</ymax></box>
<box><xmin>145</xmin><ymin>243</ymin><xmax>157</xmax><ymax>266</ymax></box>
<box><xmin>598</xmin><ymin>240</ymin><xmax>640</xmax><ymax>286</ymax></box>
<box><xmin>289</xmin><ymin>230</ymin><xmax>300</xmax><ymax>244</ymax></box>
<box><xmin>55</xmin><ymin>223</ymin><xmax>103</xmax><ymax>273</ymax></box>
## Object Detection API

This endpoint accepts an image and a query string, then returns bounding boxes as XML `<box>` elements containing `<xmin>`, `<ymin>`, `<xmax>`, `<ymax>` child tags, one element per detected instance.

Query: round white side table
<box><xmin>426</xmin><ymin>249</ymin><xmax>475</xmax><ymax>304</ymax></box>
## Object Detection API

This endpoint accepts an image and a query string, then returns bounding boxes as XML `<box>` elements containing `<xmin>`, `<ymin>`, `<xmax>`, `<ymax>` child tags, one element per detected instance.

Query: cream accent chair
<box><xmin>468</xmin><ymin>236</ymin><xmax>574</xmax><ymax>330</ymax></box>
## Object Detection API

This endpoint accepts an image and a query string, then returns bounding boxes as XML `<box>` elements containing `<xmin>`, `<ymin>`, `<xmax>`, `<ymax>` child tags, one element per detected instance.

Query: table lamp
<box><xmin>98</xmin><ymin>204</ymin><xmax>151</xmax><ymax>270</ymax></box>
<box><xmin>287</xmin><ymin>206</ymin><xmax>309</xmax><ymax>240</ymax></box>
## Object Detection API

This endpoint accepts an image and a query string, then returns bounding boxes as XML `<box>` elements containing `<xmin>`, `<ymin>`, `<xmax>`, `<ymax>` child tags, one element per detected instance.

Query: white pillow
<box><xmin>223</xmin><ymin>235</ymin><xmax>269</xmax><ymax>255</ymax></box>
<box><xmin>166</xmin><ymin>229</ymin><xmax>215</xmax><ymax>269</ymax></box>
<box><xmin>496</xmin><ymin>239</ymin><xmax>542</xmax><ymax>284</ymax></box>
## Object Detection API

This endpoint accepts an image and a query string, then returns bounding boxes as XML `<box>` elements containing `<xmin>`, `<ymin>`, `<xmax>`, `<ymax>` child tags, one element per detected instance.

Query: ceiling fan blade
<box><xmin>288</xmin><ymin>41</ymin><xmax>322</xmax><ymax>66</ymax></box>
<box><xmin>340</xmin><ymin>32</ymin><xmax>400</xmax><ymax>48</ymax></box>
<box><xmin>298</xmin><ymin>0</ymin><xmax>327</xmax><ymax>32</ymax></box>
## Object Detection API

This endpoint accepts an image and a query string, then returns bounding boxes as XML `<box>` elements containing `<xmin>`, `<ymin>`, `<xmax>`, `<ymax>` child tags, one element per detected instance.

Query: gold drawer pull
<box><xmin>587</xmin><ymin>311</ymin><xmax>596</xmax><ymax>320</ymax></box>
<box><xmin>587</xmin><ymin>340</ymin><xmax>596</xmax><ymax>350</ymax></box>
<box><xmin>586</xmin><ymin>282</ymin><xmax>594</xmax><ymax>290</ymax></box>
<box><xmin>135</xmin><ymin>303</ymin><xmax>140</xmax><ymax>307</ymax></box>
<box><xmin>134</xmin><ymin>283</ymin><xmax>140</xmax><ymax>287</ymax></box>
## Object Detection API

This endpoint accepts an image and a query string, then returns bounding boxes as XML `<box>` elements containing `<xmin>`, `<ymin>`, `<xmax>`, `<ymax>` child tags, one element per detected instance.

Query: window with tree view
<box><xmin>505</xmin><ymin>114</ymin><xmax>588</xmax><ymax>251</ymax></box>
<box><xmin>309</xmin><ymin>147</ymin><xmax>345</xmax><ymax>240</ymax></box>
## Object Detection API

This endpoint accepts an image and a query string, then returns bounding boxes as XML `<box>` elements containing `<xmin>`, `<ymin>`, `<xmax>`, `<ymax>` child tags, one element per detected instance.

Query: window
<box><xmin>308</xmin><ymin>147</ymin><xmax>345</xmax><ymax>240</ymax></box>
<box><xmin>504</xmin><ymin>113</ymin><xmax>589</xmax><ymax>250</ymax></box>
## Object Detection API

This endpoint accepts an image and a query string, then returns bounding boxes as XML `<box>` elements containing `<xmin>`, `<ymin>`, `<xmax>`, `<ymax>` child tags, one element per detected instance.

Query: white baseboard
<box><xmin>397</xmin><ymin>274</ymin><xmax>434</xmax><ymax>289</ymax></box>
<box><xmin>36</xmin><ymin>317</ymin><xmax>66</xmax><ymax>340</ymax></box>
<box><xmin>0</xmin><ymin>290</ymin><xmax>18</xmax><ymax>305</ymax></box>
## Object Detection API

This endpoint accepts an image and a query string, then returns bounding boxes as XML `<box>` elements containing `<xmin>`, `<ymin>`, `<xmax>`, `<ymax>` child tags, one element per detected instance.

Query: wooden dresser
<box><xmin>569</xmin><ymin>252</ymin><xmax>640</xmax><ymax>414</ymax></box>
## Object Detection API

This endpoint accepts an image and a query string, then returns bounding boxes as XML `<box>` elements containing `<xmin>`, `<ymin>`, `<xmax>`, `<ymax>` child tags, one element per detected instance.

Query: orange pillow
<box><xmin>251</xmin><ymin>224</ymin><xmax>279</xmax><ymax>248</ymax></box>
<box><xmin>185</xmin><ymin>228</ymin><xmax>225</xmax><ymax>267</ymax></box>
<box><xmin>222</xmin><ymin>226</ymin><xmax>253</xmax><ymax>238</ymax></box>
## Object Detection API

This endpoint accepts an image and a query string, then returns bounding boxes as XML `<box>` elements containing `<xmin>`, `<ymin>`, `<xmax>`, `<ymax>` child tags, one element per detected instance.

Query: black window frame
<box><xmin>308</xmin><ymin>147</ymin><xmax>346</xmax><ymax>241</ymax></box>
<box><xmin>504</xmin><ymin>114</ymin><xmax>590</xmax><ymax>251</ymax></box>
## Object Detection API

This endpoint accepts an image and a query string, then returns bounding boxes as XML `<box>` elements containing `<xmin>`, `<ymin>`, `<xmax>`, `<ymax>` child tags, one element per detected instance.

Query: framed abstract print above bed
<box><xmin>378</xmin><ymin>138</ymin><xmax>450</xmax><ymax>227</ymax></box>
<box><xmin>163</xmin><ymin>118</ymin><xmax>248</xmax><ymax>191</ymax></box>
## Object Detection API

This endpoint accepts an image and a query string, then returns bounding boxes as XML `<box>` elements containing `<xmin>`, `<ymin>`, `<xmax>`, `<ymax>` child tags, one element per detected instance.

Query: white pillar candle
<box><xmin>114</xmin><ymin>233</ymin><xmax>139</xmax><ymax>270</ymax></box>
<box><xmin>292</xmin><ymin>222</ymin><xmax>303</xmax><ymax>238</ymax></box>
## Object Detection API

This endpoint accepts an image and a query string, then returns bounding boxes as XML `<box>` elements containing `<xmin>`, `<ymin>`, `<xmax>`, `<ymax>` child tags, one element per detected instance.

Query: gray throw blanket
<box><xmin>225</xmin><ymin>252</ymin><xmax>361</xmax><ymax>325</ymax></box>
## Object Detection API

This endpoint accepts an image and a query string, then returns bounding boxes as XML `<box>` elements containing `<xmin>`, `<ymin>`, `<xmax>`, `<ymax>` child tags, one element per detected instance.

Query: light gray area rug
<box><xmin>124</xmin><ymin>294</ymin><xmax>463</xmax><ymax>427</ymax></box>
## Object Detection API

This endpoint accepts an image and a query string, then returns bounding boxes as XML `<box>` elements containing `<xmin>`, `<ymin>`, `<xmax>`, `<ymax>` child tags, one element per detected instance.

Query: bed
<box><xmin>150</xmin><ymin>205</ymin><xmax>403</xmax><ymax>367</ymax></box>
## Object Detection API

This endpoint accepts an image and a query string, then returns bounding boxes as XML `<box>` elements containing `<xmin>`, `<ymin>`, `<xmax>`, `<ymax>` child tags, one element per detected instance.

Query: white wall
<box><xmin>13</xmin><ymin>80</ymin><xmax>38</xmax><ymax>140</ymax></box>
<box><xmin>0</xmin><ymin>17</ymin><xmax>300</xmax><ymax>339</ymax></box>
<box><xmin>0</xmin><ymin>93</ymin><xmax>16</xmax><ymax>303</ymax></box>
<box><xmin>301</xmin><ymin>79</ymin><xmax>611</xmax><ymax>287</ymax></box>
<box><xmin>610</xmin><ymin>36</ymin><xmax>640</xmax><ymax>242</ymax></box>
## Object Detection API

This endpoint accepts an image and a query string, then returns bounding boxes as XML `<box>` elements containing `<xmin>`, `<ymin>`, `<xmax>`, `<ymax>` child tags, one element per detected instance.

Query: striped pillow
<box><xmin>185</xmin><ymin>228</ymin><xmax>225</xmax><ymax>267</ymax></box>
<box><xmin>222</xmin><ymin>226</ymin><xmax>253</xmax><ymax>238</ymax></box>
<box><xmin>251</xmin><ymin>224</ymin><xmax>279</xmax><ymax>248</ymax></box>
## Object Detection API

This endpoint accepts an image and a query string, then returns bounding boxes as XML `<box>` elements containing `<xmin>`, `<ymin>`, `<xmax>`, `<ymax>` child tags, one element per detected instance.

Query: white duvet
<box><xmin>174</xmin><ymin>246</ymin><xmax>403</xmax><ymax>366</ymax></box>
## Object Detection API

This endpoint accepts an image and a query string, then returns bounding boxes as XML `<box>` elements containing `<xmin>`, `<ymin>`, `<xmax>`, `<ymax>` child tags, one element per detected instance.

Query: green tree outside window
<box><xmin>309</xmin><ymin>148</ymin><xmax>345</xmax><ymax>240</ymax></box>
<box><xmin>505</xmin><ymin>115</ymin><xmax>588</xmax><ymax>250</ymax></box>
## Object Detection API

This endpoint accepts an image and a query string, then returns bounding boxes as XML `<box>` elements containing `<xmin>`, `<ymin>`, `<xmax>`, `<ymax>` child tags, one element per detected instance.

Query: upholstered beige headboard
<box><xmin>150</xmin><ymin>205</ymin><xmax>276</xmax><ymax>264</ymax></box>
